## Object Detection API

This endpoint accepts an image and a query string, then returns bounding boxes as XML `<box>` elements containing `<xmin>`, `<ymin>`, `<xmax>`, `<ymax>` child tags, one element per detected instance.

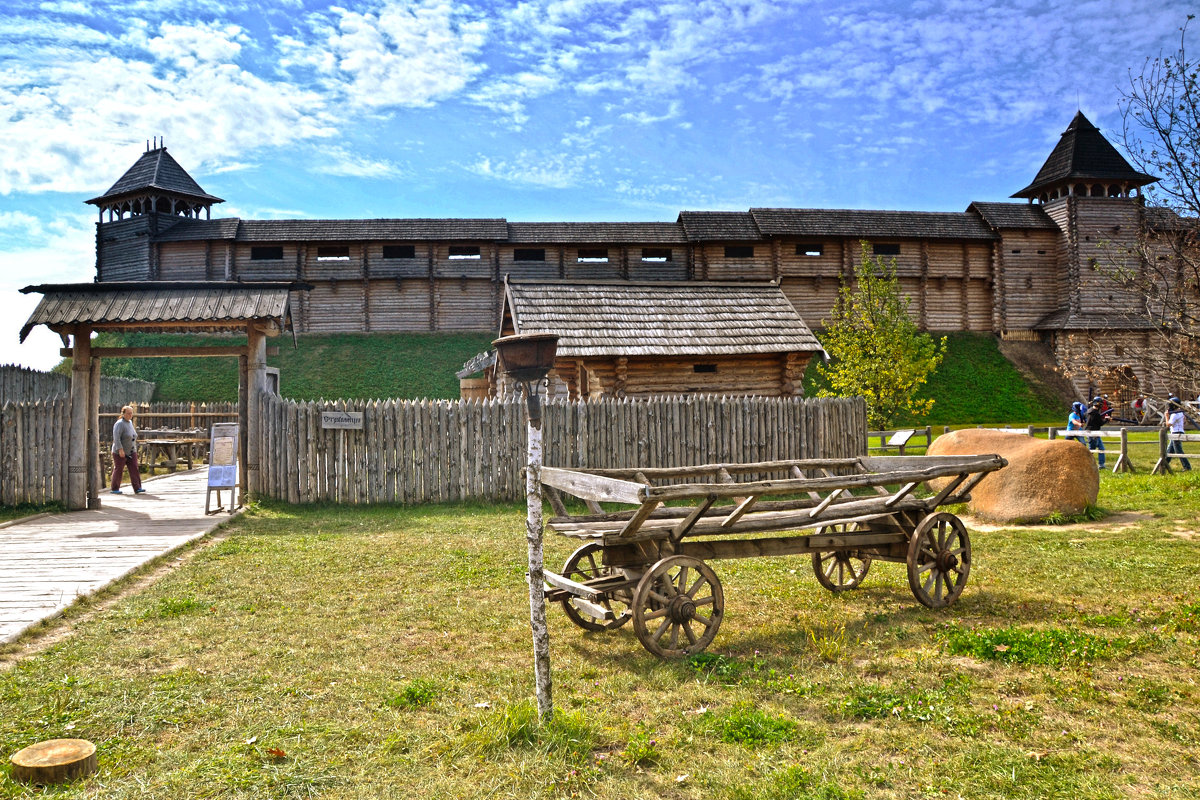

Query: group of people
<box><xmin>1068</xmin><ymin>393</ymin><xmax>1192</xmax><ymax>471</ymax></box>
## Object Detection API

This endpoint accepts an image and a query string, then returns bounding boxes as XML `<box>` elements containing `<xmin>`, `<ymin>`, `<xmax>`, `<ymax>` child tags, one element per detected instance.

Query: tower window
<box><xmin>250</xmin><ymin>246</ymin><xmax>284</xmax><ymax>261</ymax></box>
<box><xmin>383</xmin><ymin>245</ymin><xmax>416</xmax><ymax>259</ymax></box>
<box><xmin>317</xmin><ymin>246</ymin><xmax>350</xmax><ymax>261</ymax></box>
<box><xmin>724</xmin><ymin>246</ymin><xmax>755</xmax><ymax>258</ymax></box>
<box><xmin>514</xmin><ymin>248</ymin><xmax>546</xmax><ymax>262</ymax></box>
<box><xmin>693</xmin><ymin>364</ymin><xmax>717</xmax><ymax>373</ymax></box>
<box><xmin>449</xmin><ymin>246</ymin><xmax>482</xmax><ymax>260</ymax></box>
<box><xmin>796</xmin><ymin>243</ymin><xmax>824</xmax><ymax>256</ymax></box>
<box><xmin>873</xmin><ymin>243</ymin><xmax>901</xmax><ymax>256</ymax></box>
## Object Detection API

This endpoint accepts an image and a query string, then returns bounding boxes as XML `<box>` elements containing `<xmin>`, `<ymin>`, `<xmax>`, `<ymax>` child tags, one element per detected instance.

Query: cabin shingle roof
<box><xmin>18</xmin><ymin>282</ymin><xmax>304</xmax><ymax>341</ymax></box>
<box><xmin>504</xmin><ymin>280</ymin><xmax>821</xmax><ymax>357</ymax></box>
<box><xmin>506</xmin><ymin>222</ymin><xmax>686</xmax><ymax>244</ymax></box>
<box><xmin>751</xmin><ymin>208</ymin><xmax>996</xmax><ymax>240</ymax></box>
<box><xmin>967</xmin><ymin>202</ymin><xmax>1059</xmax><ymax>231</ymax></box>
<box><xmin>87</xmin><ymin>147</ymin><xmax>223</xmax><ymax>205</ymax></box>
<box><xmin>234</xmin><ymin>219</ymin><xmax>510</xmax><ymax>242</ymax></box>
<box><xmin>1013</xmin><ymin>112</ymin><xmax>1158</xmax><ymax>199</ymax></box>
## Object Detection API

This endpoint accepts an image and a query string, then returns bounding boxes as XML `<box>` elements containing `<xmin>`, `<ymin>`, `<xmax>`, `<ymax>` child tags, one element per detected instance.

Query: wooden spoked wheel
<box><xmin>559</xmin><ymin>543</ymin><xmax>631</xmax><ymax>631</ymax></box>
<box><xmin>811</xmin><ymin>523</ymin><xmax>871</xmax><ymax>592</ymax></box>
<box><xmin>631</xmin><ymin>555</ymin><xmax>724</xmax><ymax>658</ymax></box>
<box><xmin>906</xmin><ymin>512</ymin><xmax>971</xmax><ymax>608</ymax></box>
<box><xmin>812</xmin><ymin>551</ymin><xmax>872</xmax><ymax>592</ymax></box>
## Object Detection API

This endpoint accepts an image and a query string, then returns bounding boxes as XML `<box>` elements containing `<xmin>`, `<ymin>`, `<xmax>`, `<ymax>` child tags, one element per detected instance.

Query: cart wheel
<box><xmin>631</xmin><ymin>555</ymin><xmax>724</xmax><ymax>658</ymax></box>
<box><xmin>559</xmin><ymin>543</ymin><xmax>631</xmax><ymax>631</ymax></box>
<box><xmin>811</xmin><ymin>550</ymin><xmax>872</xmax><ymax>592</ymax></box>
<box><xmin>907</xmin><ymin>512</ymin><xmax>971</xmax><ymax>609</ymax></box>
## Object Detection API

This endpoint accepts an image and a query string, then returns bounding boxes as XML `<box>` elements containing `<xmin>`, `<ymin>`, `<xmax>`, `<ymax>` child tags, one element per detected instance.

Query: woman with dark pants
<box><xmin>111</xmin><ymin>405</ymin><xmax>146</xmax><ymax>494</ymax></box>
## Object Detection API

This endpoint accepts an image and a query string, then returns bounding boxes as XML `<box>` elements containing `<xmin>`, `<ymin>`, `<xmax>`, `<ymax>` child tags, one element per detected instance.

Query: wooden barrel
<box><xmin>459</xmin><ymin>377</ymin><xmax>491</xmax><ymax>400</ymax></box>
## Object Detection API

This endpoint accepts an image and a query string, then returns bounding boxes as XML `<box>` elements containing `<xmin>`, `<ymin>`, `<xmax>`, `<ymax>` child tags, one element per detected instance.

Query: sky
<box><xmin>0</xmin><ymin>0</ymin><xmax>1191</xmax><ymax>371</ymax></box>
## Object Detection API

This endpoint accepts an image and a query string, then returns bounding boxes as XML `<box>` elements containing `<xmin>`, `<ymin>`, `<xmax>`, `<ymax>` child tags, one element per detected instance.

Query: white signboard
<box><xmin>321</xmin><ymin>411</ymin><xmax>364</xmax><ymax>430</ymax></box>
<box><xmin>208</xmin><ymin>422</ymin><xmax>240</xmax><ymax>489</ymax></box>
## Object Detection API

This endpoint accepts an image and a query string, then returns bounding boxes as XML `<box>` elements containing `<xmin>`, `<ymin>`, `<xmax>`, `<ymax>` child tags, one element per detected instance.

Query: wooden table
<box><xmin>141</xmin><ymin>438</ymin><xmax>209</xmax><ymax>475</ymax></box>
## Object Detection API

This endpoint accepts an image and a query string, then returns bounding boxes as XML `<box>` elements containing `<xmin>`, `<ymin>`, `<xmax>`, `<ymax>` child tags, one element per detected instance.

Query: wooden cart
<box><xmin>540</xmin><ymin>454</ymin><xmax>1006</xmax><ymax>658</ymax></box>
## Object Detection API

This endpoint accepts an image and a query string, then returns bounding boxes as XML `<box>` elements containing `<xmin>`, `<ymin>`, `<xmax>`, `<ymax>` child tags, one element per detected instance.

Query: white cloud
<box><xmin>468</xmin><ymin>151</ymin><xmax>587</xmax><ymax>189</ymax></box>
<box><xmin>309</xmin><ymin>146</ymin><xmax>407</xmax><ymax>178</ymax></box>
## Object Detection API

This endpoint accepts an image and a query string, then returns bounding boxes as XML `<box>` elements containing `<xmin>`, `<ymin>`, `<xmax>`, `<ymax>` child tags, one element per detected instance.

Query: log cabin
<box><xmin>83</xmin><ymin>112</ymin><xmax>1189</xmax><ymax>404</ymax></box>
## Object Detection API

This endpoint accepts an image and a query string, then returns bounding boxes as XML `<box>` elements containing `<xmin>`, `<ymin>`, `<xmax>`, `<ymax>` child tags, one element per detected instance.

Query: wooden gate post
<box><xmin>524</xmin><ymin>390</ymin><xmax>553</xmax><ymax>720</ymax></box>
<box><xmin>66</xmin><ymin>325</ymin><xmax>91</xmax><ymax>510</ymax></box>
<box><xmin>87</xmin><ymin>358</ymin><xmax>101</xmax><ymax>507</ymax></box>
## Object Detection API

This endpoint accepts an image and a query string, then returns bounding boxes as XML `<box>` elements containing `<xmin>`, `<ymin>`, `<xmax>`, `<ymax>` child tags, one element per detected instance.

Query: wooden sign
<box><xmin>321</xmin><ymin>411</ymin><xmax>363</xmax><ymax>430</ymax></box>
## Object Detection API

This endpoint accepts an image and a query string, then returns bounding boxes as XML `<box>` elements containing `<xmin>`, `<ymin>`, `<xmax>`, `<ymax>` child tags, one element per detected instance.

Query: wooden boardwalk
<box><xmin>0</xmin><ymin>468</ymin><xmax>238</xmax><ymax>643</ymax></box>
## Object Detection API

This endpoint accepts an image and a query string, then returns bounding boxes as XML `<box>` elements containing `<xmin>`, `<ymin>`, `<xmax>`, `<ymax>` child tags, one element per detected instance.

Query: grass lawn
<box><xmin>2</xmin><ymin>472</ymin><xmax>1199</xmax><ymax>798</ymax></box>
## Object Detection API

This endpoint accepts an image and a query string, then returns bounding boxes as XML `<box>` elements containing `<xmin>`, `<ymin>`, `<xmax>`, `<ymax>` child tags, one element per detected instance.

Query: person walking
<box><xmin>111</xmin><ymin>405</ymin><xmax>146</xmax><ymax>494</ymax></box>
<box><xmin>1166</xmin><ymin>397</ymin><xmax>1192</xmax><ymax>471</ymax></box>
<box><xmin>1085</xmin><ymin>398</ymin><xmax>1110</xmax><ymax>470</ymax></box>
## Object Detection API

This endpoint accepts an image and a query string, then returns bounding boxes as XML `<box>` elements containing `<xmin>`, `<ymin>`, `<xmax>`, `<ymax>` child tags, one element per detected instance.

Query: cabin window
<box><xmin>872</xmin><ymin>243</ymin><xmax>901</xmax><ymax>256</ymax></box>
<box><xmin>693</xmin><ymin>364</ymin><xmax>717</xmax><ymax>373</ymax></box>
<box><xmin>250</xmin><ymin>246</ymin><xmax>284</xmax><ymax>261</ymax></box>
<box><xmin>796</xmin><ymin>243</ymin><xmax>824</xmax><ymax>257</ymax></box>
<box><xmin>724</xmin><ymin>246</ymin><xmax>755</xmax><ymax>258</ymax></box>
<box><xmin>514</xmin><ymin>248</ymin><xmax>546</xmax><ymax>262</ymax></box>
<box><xmin>1037</xmin><ymin>250</ymin><xmax>1047</xmax><ymax>255</ymax></box>
<box><xmin>1011</xmin><ymin>249</ymin><xmax>1022</xmax><ymax>254</ymax></box>
<box><xmin>316</xmin><ymin>246</ymin><xmax>351</xmax><ymax>261</ymax></box>
<box><xmin>383</xmin><ymin>245</ymin><xmax>416</xmax><ymax>259</ymax></box>
<box><xmin>578</xmin><ymin>248</ymin><xmax>609</xmax><ymax>263</ymax></box>
<box><xmin>449</xmin><ymin>246</ymin><xmax>481</xmax><ymax>260</ymax></box>
<box><xmin>641</xmin><ymin>248</ymin><xmax>672</xmax><ymax>262</ymax></box>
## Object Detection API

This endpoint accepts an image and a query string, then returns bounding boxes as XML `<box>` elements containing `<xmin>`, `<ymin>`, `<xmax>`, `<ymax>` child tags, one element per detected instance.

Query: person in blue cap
<box><xmin>1067</xmin><ymin>401</ymin><xmax>1085</xmax><ymax>433</ymax></box>
<box><xmin>1084</xmin><ymin>398</ymin><xmax>1110</xmax><ymax>469</ymax></box>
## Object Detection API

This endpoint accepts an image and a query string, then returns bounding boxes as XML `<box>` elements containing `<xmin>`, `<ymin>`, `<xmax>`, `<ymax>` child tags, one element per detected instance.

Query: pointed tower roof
<box><xmin>1012</xmin><ymin>112</ymin><xmax>1157</xmax><ymax>199</ymax></box>
<box><xmin>86</xmin><ymin>145</ymin><xmax>223</xmax><ymax>206</ymax></box>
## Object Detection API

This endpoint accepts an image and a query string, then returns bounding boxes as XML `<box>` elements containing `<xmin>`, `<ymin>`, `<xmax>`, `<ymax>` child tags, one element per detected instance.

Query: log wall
<box><xmin>996</xmin><ymin>229</ymin><xmax>1060</xmax><ymax>331</ymax></box>
<box><xmin>97</xmin><ymin>217</ymin><xmax>152</xmax><ymax>281</ymax></box>
<box><xmin>254</xmin><ymin>394</ymin><xmax>868</xmax><ymax>504</ymax></box>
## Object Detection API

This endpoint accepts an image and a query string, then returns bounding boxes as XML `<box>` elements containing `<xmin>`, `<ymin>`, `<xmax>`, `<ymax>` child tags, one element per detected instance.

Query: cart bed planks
<box><xmin>542</xmin><ymin>454</ymin><xmax>1006</xmax><ymax>659</ymax></box>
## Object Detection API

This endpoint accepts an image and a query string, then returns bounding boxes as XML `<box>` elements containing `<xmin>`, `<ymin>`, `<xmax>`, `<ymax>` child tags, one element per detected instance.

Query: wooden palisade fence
<box><xmin>0</xmin><ymin>364</ymin><xmax>153</xmax><ymax>405</ymax></box>
<box><xmin>0</xmin><ymin>397</ymin><xmax>70</xmax><ymax>506</ymax></box>
<box><xmin>255</xmin><ymin>395</ymin><xmax>868</xmax><ymax>504</ymax></box>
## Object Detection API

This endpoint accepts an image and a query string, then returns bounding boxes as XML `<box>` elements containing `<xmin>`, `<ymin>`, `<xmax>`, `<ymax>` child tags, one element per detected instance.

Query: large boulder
<box><xmin>926</xmin><ymin>429</ymin><xmax>1099</xmax><ymax>523</ymax></box>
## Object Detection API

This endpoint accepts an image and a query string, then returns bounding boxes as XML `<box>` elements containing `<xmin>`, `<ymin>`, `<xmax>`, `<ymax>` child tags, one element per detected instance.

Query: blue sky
<box><xmin>0</xmin><ymin>0</ymin><xmax>1189</xmax><ymax>370</ymax></box>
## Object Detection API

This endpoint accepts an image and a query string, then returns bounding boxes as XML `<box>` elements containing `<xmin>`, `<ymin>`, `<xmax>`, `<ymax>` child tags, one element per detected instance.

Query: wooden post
<box><xmin>67</xmin><ymin>325</ymin><xmax>91</xmax><ymax>510</ymax></box>
<box><xmin>246</xmin><ymin>325</ymin><xmax>267</xmax><ymax>496</ymax></box>
<box><xmin>87</xmin><ymin>358</ymin><xmax>101</xmax><ymax>508</ymax></box>
<box><xmin>523</xmin><ymin>384</ymin><xmax>553</xmax><ymax>721</ymax></box>
<box><xmin>1112</xmin><ymin>428</ymin><xmax>1133</xmax><ymax>473</ymax></box>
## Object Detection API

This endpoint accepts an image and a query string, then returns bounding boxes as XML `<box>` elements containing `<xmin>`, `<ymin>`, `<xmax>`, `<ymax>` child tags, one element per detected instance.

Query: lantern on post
<box><xmin>492</xmin><ymin>332</ymin><xmax>559</xmax><ymax>720</ymax></box>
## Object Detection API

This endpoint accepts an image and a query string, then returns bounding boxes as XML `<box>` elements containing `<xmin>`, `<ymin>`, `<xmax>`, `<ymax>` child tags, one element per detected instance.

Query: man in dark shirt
<box><xmin>1085</xmin><ymin>398</ymin><xmax>1110</xmax><ymax>470</ymax></box>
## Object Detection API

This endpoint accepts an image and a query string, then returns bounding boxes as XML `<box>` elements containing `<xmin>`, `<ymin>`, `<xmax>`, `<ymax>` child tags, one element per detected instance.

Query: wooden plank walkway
<box><xmin>0</xmin><ymin>468</ymin><xmax>238</xmax><ymax>643</ymax></box>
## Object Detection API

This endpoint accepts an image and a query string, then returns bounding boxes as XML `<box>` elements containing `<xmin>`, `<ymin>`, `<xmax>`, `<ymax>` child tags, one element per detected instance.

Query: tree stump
<box><xmin>10</xmin><ymin>739</ymin><xmax>97</xmax><ymax>784</ymax></box>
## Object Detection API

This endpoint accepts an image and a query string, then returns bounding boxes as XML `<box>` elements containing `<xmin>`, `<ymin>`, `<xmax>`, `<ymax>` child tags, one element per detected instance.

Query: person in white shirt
<box><xmin>1166</xmin><ymin>397</ymin><xmax>1192</xmax><ymax>471</ymax></box>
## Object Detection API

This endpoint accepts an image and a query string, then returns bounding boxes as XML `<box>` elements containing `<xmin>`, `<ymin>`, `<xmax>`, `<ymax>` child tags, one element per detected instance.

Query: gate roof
<box><xmin>19</xmin><ymin>281</ymin><xmax>308</xmax><ymax>341</ymax></box>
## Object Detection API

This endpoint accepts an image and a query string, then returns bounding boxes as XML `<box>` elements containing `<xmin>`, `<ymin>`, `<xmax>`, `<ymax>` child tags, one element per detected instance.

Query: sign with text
<box><xmin>321</xmin><ymin>411</ymin><xmax>364</xmax><ymax>430</ymax></box>
<box><xmin>207</xmin><ymin>422</ymin><xmax>239</xmax><ymax>489</ymax></box>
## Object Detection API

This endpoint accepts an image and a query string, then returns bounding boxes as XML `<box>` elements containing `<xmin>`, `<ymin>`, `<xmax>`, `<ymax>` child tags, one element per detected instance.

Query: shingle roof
<box><xmin>506</xmin><ymin>222</ymin><xmax>686</xmax><ymax>244</ymax></box>
<box><xmin>153</xmin><ymin>218</ymin><xmax>242</xmax><ymax>242</ymax></box>
<box><xmin>1013</xmin><ymin>112</ymin><xmax>1158</xmax><ymax>199</ymax></box>
<box><xmin>234</xmin><ymin>219</ymin><xmax>510</xmax><ymax>241</ymax></box>
<box><xmin>677</xmin><ymin>211</ymin><xmax>763</xmax><ymax>241</ymax></box>
<box><xmin>967</xmin><ymin>202</ymin><xmax>1060</xmax><ymax>231</ymax></box>
<box><xmin>18</xmin><ymin>282</ymin><xmax>305</xmax><ymax>341</ymax></box>
<box><xmin>504</xmin><ymin>280</ymin><xmax>821</xmax><ymax>357</ymax></box>
<box><xmin>86</xmin><ymin>147</ymin><xmax>223</xmax><ymax>205</ymax></box>
<box><xmin>751</xmin><ymin>208</ymin><xmax>996</xmax><ymax>240</ymax></box>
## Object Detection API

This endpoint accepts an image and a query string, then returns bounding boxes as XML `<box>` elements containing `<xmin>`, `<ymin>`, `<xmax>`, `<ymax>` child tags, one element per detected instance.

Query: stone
<box><xmin>926</xmin><ymin>429</ymin><xmax>1099</xmax><ymax>523</ymax></box>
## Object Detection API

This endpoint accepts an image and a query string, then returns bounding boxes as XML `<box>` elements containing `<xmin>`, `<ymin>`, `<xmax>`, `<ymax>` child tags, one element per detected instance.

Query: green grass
<box><xmin>2</xmin><ymin>471</ymin><xmax>1200</xmax><ymax>798</ymax></box>
<box><xmin>77</xmin><ymin>331</ymin><xmax>495</xmax><ymax>402</ymax></box>
<box><xmin>804</xmin><ymin>332</ymin><xmax>1068</xmax><ymax>426</ymax></box>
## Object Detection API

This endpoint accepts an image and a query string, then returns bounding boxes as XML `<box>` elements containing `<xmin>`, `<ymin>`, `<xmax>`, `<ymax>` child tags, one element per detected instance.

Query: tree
<box><xmin>816</xmin><ymin>243</ymin><xmax>946</xmax><ymax>429</ymax></box>
<box><xmin>1102</xmin><ymin>16</ymin><xmax>1200</xmax><ymax>405</ymax></box>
